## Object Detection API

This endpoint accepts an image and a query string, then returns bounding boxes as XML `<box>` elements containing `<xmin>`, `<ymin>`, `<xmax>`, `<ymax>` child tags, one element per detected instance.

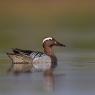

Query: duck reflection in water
<box><xmin>43</xmin><ymin>73</ymin><xmax>55</xmax><ymax>91</ymax></box>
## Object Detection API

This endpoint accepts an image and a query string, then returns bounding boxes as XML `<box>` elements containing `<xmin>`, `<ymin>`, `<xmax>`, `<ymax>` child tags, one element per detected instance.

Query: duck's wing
<box><xmin>7</xmin><ymin>52</ymin><xmax>32</xmax><ymax>64</ymax></box>
<box><xmin>30</xmin><ymin>51</ymin><xmax>45</xmax><ymax>59</ymax></box>
<box><xmin>12</xmin><ymin>48</ymin><xmax>45</xmax><ymax>59</ymax></box>
<box><xmin>12</xmin><ymin>48</ymin><xmax>33</xmax><ymax>55</ymax></box>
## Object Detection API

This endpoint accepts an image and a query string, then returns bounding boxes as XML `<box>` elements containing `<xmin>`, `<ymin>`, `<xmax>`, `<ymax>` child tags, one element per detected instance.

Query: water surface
<box><xmin>0</xmin><ymin>50</ymin><xmax>95</xmax><ymax>95</ymax></box>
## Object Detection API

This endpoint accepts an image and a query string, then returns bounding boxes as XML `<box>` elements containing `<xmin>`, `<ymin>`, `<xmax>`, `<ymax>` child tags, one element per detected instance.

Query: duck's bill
<box><xmin>56</xmin><ymin>41</ymin><xmax>66</xmax><ymax>47</ymax></box>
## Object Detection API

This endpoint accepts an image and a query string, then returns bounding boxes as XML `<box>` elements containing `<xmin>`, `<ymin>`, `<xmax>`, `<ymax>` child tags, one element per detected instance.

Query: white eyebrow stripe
<box><xmin>43</xmin><ymin>37</ymin><xmax>53</xmax><ymax>43</ymax></box>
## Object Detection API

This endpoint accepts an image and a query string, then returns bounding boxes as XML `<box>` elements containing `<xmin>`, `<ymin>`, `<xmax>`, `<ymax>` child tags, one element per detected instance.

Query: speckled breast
<box><xmin>30</xmin><ymin>52</ymin><xmax>51</xmax><ymax>71</ymax></box>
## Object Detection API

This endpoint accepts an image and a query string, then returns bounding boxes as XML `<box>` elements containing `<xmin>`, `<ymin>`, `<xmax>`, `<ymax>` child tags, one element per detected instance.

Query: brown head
<box><xmin>43</xmin><ymin>37</ymin><xmax>66</xmax><ymax>55</ymax></box>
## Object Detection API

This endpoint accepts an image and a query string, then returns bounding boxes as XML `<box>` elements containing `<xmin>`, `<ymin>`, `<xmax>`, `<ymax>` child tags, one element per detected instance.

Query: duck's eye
<box><xmin>49</xmin><ymin>39</ymin><xmax>52</xmax><ymax>41</ymax></box>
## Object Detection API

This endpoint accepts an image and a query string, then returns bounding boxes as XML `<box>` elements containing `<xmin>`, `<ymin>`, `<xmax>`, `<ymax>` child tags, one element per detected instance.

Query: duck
<box><xmin>7</xmin><ymin>37</ymin><xmax>66</xmax><ymax>74</ymax></box>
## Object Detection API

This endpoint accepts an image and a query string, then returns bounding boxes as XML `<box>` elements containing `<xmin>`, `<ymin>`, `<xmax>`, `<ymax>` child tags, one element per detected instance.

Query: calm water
<box><xmin>0</xmin><ymin>50</ymin><xmax>95</xmax><ymax>95</ymax></box>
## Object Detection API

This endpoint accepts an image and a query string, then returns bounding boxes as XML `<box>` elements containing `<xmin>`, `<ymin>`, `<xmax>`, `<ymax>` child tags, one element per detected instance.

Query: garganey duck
<box><xmin>7</xmin><ymin>37</ymin><xmax>66</xmax><ymax>74</ymax></box>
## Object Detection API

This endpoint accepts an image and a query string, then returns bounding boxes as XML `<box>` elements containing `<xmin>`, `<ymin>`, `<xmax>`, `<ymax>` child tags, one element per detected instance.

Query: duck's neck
<box><xmin>44</xmin><ymin>47</ymin><xmax>54</xmax><ymax>56</ymax></box>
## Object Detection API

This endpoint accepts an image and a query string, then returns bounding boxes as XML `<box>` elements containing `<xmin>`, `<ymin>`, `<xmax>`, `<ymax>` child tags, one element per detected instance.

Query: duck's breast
<box><xmin>32</xmin><ymin>55</ymin><xmax>51</xmax><ymax>71</ymax></box>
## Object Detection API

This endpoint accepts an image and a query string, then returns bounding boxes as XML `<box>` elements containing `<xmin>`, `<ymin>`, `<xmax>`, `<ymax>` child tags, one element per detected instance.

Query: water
<box><xmin>0</xmin><ymin>50</ymin><xmax>95</xmax><ymax>95</ymax></box>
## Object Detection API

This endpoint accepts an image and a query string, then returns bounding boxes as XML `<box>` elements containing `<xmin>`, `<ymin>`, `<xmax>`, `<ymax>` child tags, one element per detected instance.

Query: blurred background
<box><xmin>0</xmin><ymin>1</ymin><xmax>95</xmax><ymax>95</ymax></box>
<box><xmin>0</xmin><ymin>0</ymin><xmax>95</xmax><ymax>51</ymax></box>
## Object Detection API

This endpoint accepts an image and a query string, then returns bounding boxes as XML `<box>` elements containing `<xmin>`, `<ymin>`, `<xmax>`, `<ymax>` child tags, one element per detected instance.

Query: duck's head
<box><xmin>43</xmin><ymin>37</ymin><xmax>66</xmax><ymax>48</ymax></box>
